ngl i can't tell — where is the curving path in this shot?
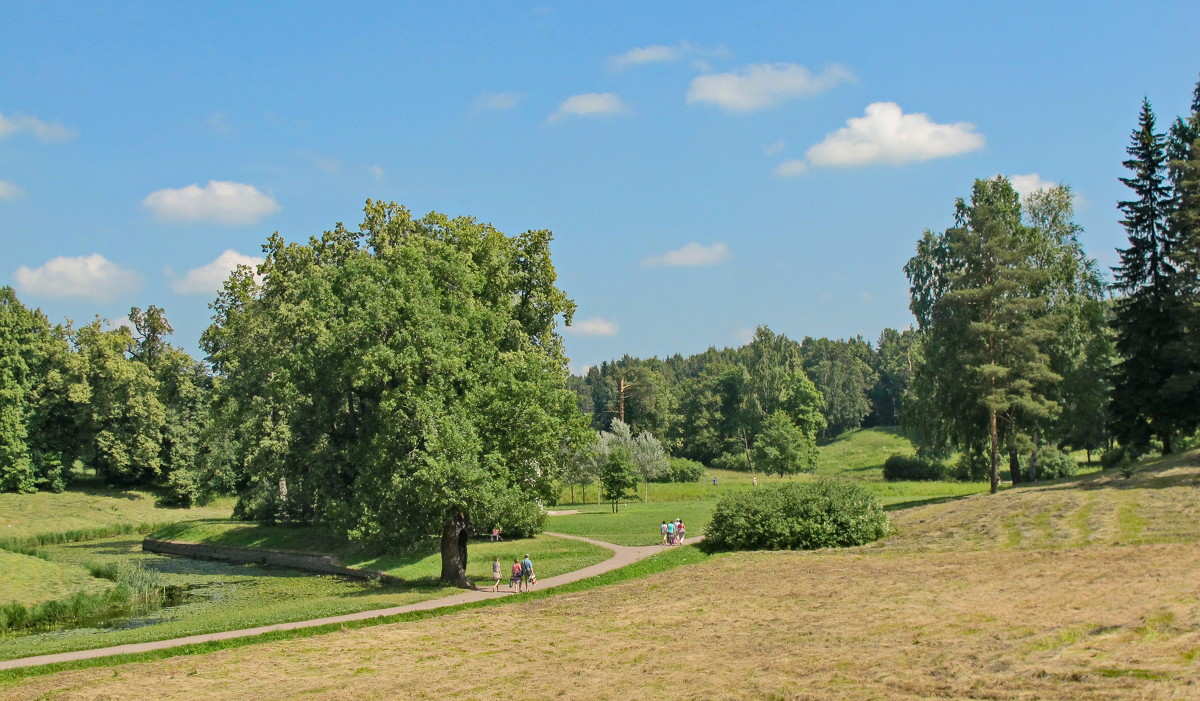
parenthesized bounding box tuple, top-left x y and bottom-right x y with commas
(0, 532, 677, 671)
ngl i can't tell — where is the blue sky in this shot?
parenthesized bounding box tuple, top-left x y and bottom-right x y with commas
(3, 1, 1199, 372)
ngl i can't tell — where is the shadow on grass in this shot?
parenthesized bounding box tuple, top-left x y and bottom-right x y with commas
(883, 493, 977, 512)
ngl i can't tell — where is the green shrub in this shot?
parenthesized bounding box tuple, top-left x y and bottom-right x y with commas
(710, 452, 752, 472)
(1029, 449, 1078, 481)
(951, 449, 991, 482)
(650, 457, 706, 483)
(703, 479, 890, 551)
(882, 454, 946, 481)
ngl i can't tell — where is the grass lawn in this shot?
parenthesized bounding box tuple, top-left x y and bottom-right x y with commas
(10, 450, 1198, 699)
(0, 480, 234, 547)
(0, 551, 108, 608)
(547, 501, 714, 546)
(152, 520, 612, 582)
(0, 523, 613, 663)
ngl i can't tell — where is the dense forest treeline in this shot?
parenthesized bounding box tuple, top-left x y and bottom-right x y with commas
(1, 76, 1198, 582)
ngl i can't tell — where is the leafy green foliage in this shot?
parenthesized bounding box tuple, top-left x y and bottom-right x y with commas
(882, 454, 947, 482)
(750, 410, 817, 477)
(1029, 449, 1078, 481)
(703, 479, 890, 551)
(654, 457, 705, 483)
(203, 202, 587, 585)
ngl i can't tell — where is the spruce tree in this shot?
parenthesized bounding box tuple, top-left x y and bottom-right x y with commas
(1110, 99, 1190, 454)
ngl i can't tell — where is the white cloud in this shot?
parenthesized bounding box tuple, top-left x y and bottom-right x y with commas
(0, 180, 25, 200)
(142, 180, 280, 225)
(773, 159, 808, 177)
(473, 91, 524, 111)
(642, 242, 731, 267)
(0, 111, 76, 141)
(1009, 173, 1057, 198)
(369, 164, 385, 180)
(171, 249, 263, 296)
(608, 42, 731, 71)
(801, 102, 985, 169)
(608, 44, 681, 70)
(733, 327, 755, 345)
(549, 93, 631, 123)
(687, 63, 854, 112)
(762, 140, 786, 156)
(14, 254, 141, 301)
(566, 317, 619, 336)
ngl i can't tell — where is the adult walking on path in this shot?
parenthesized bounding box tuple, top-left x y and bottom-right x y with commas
(0, 532, 676, 672)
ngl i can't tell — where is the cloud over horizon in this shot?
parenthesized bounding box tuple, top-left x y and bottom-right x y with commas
(142, 180, 280, 225)
(777, 102, 985, 175)
(607, 41, 730, 71)
(642, 242, 731, 267)
(549, 93, 631, 122)
(566, 317, 619, 336)
(0, 111, 76, 141)
(15, 253, 141, 301)
(171, 249, 264, 295)
(687, 63, 854, 112)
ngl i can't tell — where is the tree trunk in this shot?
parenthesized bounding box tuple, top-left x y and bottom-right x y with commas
(440, 512, 476, 589)
(1086, 448, 1092, 465)
(989, 410, 1000, 495)
(1160, 431, 1173, 455)
(740, 428, 755, 472)
(1008, 447, 1022, 485)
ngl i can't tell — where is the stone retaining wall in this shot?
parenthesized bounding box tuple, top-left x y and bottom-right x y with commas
(142, 538, 404, 585)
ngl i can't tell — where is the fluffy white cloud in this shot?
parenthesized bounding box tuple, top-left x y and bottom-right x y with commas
(608, 44, 681, 70)
(801, 102, 985, 169)
(171, 249, 263, 295)
(142, 180, 280, 225)
(566, 317, 619, 336)
(549, 93, 631, 122)
(14, 253, 140, 301)
(0, 180, 25, 200)
(687, 63, 853, 112)
(1009, 173, 1058, 198)
(473, 91, 524, 111)
(642, 242, 731, 267)
(0, 111, 76, 141)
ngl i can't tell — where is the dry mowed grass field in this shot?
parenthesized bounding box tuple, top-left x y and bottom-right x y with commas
(4, 451, 1199, 700)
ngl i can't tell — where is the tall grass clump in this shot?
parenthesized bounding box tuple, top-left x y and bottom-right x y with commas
(0, 521, 179, 552)
(0, 562, 172, 633)
(703, 479, 890, 551)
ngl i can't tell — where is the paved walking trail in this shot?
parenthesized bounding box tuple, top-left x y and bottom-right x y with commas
(0, 532, 673, 671)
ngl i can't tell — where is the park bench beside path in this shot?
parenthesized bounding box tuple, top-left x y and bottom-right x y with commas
(0, 532, 679, 671)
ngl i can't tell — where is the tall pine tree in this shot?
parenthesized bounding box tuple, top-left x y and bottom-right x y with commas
(1110, 99, 1192, 454)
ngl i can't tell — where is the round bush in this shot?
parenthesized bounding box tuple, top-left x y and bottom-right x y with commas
(1029, 449, 1078, 480)
(703, 479, 890, 551)
(650, 457, 706, 483)
(882, 454, 946, 481)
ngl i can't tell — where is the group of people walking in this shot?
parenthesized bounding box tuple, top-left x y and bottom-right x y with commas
(661, 518, 687, 545)
(492, 554, 536, 592)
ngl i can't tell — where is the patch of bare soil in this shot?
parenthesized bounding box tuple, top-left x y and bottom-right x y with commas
(4, 452, 1199, 700)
